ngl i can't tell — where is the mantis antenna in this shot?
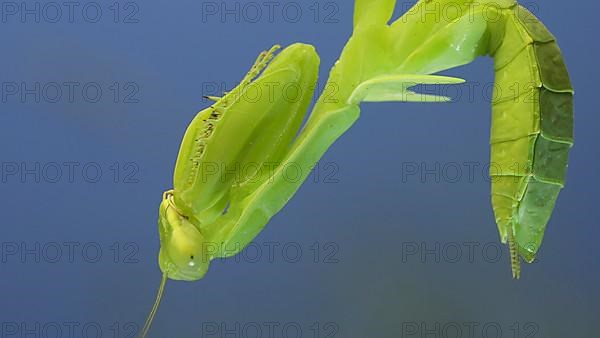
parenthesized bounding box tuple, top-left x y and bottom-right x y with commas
(139, 272, 168, 338)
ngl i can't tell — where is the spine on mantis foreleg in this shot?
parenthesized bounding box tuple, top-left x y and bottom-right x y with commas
(488, 5, 573, 277)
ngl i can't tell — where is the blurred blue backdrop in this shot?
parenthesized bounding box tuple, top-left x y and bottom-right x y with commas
(0, 0, 597, 337)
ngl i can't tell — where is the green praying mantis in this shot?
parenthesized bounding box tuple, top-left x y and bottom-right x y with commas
(140, 0, 573, 336)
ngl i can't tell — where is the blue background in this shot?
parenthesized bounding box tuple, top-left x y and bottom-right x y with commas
(0, 1, 597, 337)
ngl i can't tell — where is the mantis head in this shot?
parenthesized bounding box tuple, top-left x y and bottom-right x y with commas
(158, 192, 209, 281)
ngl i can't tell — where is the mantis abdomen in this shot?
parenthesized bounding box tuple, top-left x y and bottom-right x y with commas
(489, 6, 573, 276)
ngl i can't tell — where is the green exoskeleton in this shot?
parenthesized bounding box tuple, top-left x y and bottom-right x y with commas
(141, 0, 572, 335)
